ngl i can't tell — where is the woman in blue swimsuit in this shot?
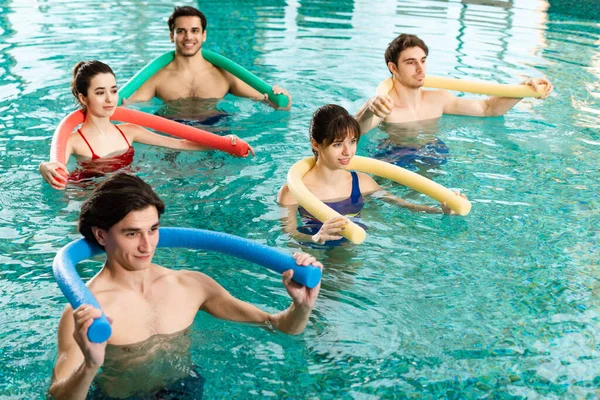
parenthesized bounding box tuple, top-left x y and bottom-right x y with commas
(39, 61, 253, 190)
(278, 104, 465, 245)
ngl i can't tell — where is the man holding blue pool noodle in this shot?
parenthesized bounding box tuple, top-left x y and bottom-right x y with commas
(48, 173, 322, 399)
(124, 6, 292, 110)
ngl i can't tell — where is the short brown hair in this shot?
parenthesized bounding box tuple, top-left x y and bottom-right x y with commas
(384, 34, 429, 73)
(78, 173, 165, 248)
(168, 6, 207, 33)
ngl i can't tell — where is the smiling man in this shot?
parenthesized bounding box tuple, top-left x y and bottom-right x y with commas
(126, 6, 292, 110)
(355, 33, 554, 132)
(48, 173, 321, 399)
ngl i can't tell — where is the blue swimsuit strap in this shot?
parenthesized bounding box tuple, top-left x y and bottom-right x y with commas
(350, 171, 361, 203)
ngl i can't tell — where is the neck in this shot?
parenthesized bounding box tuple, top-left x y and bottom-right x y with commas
(102, 259, 154, 294)
(82, 113, 113, 132)
(391, 78, 423, 109)
(173, 50, 209, 69)
(311, 158, 349, 185)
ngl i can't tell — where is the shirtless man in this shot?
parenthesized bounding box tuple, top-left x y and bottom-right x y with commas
(48, 173, 322, 399)
(126, 6, 292, 110)
(355, 34, 554, 133)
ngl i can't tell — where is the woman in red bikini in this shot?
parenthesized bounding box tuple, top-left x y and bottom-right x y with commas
(39, 61, 253, 190)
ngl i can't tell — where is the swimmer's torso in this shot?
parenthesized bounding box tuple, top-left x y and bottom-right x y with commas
(383, 89, 447, 125)
(94, 327, 195, 398)
(89, 265, 203, 345)
(155, 62, 230, 101)
(156, 97, 225, 122)
(380, 117, 440, 146)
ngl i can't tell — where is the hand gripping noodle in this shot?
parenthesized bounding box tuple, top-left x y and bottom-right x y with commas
(50, 107, 249, 165)
(53, 227, 323, 343)
(376, 76, 547, 98)
(118, 50, 290, 109)
(287, 156, 471, 244)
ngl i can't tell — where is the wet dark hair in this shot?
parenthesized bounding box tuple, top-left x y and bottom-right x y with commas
(78, 173, 165, 248)
(310, 104, 361, 158)
(384, 34, 429, 74)
(71, 61, 115, 108)
(168, 6, 207, 33)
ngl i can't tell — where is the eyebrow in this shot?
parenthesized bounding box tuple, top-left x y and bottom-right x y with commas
(402, 56, 427, 62)
(93, 85, 118, 90)
(120, 223, 160, 233)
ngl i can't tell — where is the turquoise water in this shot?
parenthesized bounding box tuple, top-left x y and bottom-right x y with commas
(1, 0, 600, 398)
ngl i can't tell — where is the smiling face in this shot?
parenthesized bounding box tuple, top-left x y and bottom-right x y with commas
(93, 206, 160, 271)
(313, 131, 358, 170)
(170, 16, 206, 57)
(78, 73, 117, 117)
(389, 46, 427, 89)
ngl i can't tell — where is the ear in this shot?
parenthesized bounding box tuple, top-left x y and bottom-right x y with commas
(202, 30, 207, 43)
(387, 61, 398, 76)
(310, 138, 320, 154)
(170, 31, 174, 43)
(91, 227, 108, 246)
(78, 93, 88, 107)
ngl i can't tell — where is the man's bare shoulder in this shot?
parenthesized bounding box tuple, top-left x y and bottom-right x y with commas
(422, 88, 455, 104)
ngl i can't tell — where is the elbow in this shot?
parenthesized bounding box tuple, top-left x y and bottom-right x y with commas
(48, 383, 63, 400)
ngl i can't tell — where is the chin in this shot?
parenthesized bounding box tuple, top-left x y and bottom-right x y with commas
(179, 47, 200, 57)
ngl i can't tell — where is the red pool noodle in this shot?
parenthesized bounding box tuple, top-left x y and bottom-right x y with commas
(50, 107, 249, 165)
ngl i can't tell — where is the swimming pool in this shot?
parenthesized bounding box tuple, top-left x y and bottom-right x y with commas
(1, 0, 600, 397)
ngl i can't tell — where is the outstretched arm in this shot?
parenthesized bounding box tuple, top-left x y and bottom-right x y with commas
(123, 124, 255, 157)
(197, 253, 322, 335)
(226, 72, 292, 110)
(372, 189, 467, 215)
(442, 78, 554, 117)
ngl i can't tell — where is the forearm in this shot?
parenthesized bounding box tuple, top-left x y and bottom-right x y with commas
(283, 224, 316, 243)
(178, 139, 210, 152)
(269, 303, 312, 335)
(484, 96, 521, 116)
(48, 363, 98, 400)
(376, 192, 442, 214)
(354, 99, 382, 134)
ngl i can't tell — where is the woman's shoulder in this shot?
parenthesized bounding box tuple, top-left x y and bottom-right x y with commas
(355, 171, 380, 192)
(277, 184, 298, 206)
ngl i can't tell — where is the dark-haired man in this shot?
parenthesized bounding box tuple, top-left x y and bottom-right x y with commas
(48, 173, 321, 399)
(355, 33, 554, 133)
(126, 6, 292, 110)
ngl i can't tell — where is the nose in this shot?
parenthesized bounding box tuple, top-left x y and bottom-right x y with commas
(342, 143, 350, 155)
(138, 233, 151, 253)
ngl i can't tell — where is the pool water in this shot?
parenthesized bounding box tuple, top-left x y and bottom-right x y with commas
(2, 0, 600, 398)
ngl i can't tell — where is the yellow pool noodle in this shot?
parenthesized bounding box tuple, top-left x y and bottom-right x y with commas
(286, 156, 472, 244)
(376, 76, 546, 98)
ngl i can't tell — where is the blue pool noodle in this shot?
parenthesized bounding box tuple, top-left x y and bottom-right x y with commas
(53, 227, 322, 343)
